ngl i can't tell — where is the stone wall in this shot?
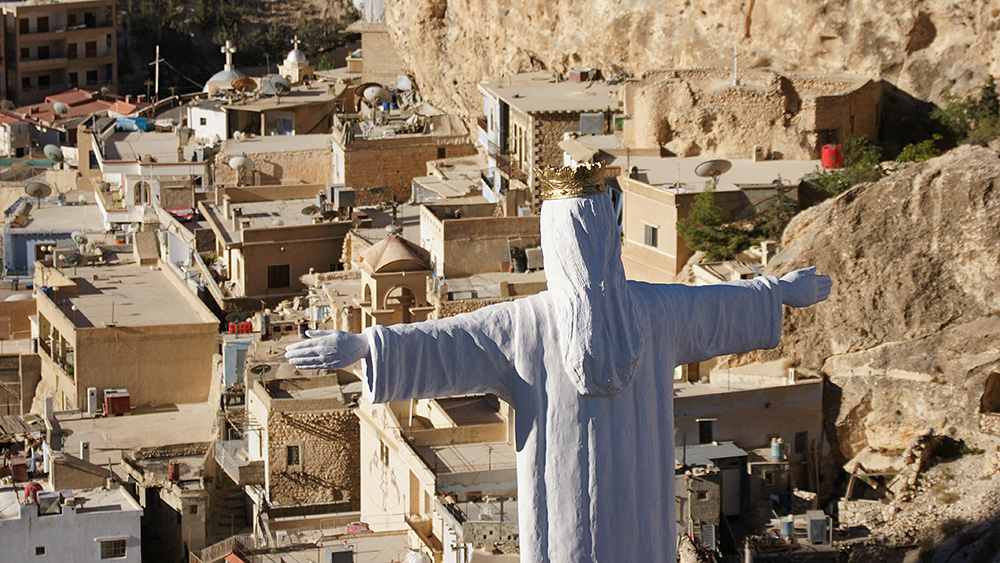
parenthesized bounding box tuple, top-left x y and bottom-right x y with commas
(266, 409, 360, 509)
(213, 149, 332, 187)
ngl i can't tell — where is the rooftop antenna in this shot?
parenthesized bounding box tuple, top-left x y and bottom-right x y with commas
(694, 159, 733, 191)
(370, 186, 388, 209)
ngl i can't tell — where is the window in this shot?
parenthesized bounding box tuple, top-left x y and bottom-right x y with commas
(643, 224, 658, 248)
(69, 72, 78, 87)
(37, 17, 49, 33)
(19, 18, 28, 34)
(22, 77, 30, 90)
(696, 490, 708, 501)
(86, 70, 98, 85)
(38, 75, 49, 88)
(199, 117, 207, 126)
(267, 264, 290, 289)
(20, 47, 29, 60)
(85, 41, 97, 58)
(68, 13, 77, 26)
(188, 504, 198, 515)
(100, 539, 126, 559)
(379, 440, 390, 465)
(697, 419, 715, 444)
(68, 43, 77, 59)
(35, 546, 45, 556)
(37, 45, 49, 59)
(795, 432, 808, 454)
(286, 445, 300, 466)
(437, 147, 446, 159)
(763, 471, 775, 486)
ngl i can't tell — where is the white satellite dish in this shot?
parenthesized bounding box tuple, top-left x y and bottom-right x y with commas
(694, 159, 733, 179)
(71, 231, 89, 245)
(362, 85, 387, 104)
(229, 156, 254, 171)
(53, 102, 69, 115)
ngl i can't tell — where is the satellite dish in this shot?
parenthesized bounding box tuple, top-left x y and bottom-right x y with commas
(271, 218, 284, 226)
(0, 99, 14, 110)
(301, 205, 320, 216)
(321, 209, 338, 221)
(229, 156, 253, 170)
(232, 130, 246, 140)
(53, 102, 69, 115)
(100, 86, 111, 96)
(61, 252, 87, 267)
(43, 144, 64, 162)
(231, 76, 257, 93)
(370, 186, 388, 195)
(25, 182, 52, 198)
(248, 364, 272, 375)
(260, 75, 291, 96)
(71, 231, 88, 245)
(362, 85, 387, 104)
(694, 159, 733, 179)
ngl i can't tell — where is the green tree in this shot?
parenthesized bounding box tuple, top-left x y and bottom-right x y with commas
(316, 55, 336, 71)
(677, 190, 754, 261)
(898, 134, 943, 163)
(811, 136, 885, 196)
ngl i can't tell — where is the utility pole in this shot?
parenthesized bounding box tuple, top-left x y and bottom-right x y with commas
(149, 45, 165, 101)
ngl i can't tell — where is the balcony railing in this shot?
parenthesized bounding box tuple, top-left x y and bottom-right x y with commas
(215, 439, 265, 485)
(486, 141, 527, 182)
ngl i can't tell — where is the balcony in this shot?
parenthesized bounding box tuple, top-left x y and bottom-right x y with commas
(486, 141, 527, 182)
(215, 439, 265, 486)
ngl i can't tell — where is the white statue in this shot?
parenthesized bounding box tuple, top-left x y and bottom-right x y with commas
(286, 165, 831, 561)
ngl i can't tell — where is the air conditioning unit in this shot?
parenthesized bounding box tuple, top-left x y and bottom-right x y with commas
(37, 491, 62, 515)
(333, 187, 355, 209)
(525, 247, 544, 270)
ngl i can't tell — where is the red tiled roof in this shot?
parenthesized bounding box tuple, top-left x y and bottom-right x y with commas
(45, 88, 96, 106)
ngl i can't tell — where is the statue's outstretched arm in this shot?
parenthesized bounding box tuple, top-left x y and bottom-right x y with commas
(631, 267, 831, 366)
(285, 301, 520, 403)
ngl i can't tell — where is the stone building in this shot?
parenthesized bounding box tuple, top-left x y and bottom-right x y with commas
(331, 111, 476, 206)
(623, 69, 881, 160)
(478, 72, 622, 209)
(213, 135, 333, 187)
(243, 372, 362, 534)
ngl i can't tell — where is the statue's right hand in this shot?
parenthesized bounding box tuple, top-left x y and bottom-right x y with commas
(284, 330, 370, 370)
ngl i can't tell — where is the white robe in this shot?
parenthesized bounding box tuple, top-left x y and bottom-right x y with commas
(361, 193, 783, 562)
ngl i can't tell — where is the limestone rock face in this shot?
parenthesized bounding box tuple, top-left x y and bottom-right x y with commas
(385, 0, 1000, 117)
(724, 145, 1000, 460)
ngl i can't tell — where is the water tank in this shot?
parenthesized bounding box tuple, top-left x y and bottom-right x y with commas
(770, 437, 784, 461)
(779, 515, 795, 539)
(821, 144, 844, 169)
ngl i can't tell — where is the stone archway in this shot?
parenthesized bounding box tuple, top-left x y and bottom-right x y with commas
(385, 286, 416, 324)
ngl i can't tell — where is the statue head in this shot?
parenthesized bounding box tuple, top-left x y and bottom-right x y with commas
(538, 165, 644, 396)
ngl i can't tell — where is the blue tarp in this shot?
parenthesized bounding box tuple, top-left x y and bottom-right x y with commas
(115, 117, 149, 132)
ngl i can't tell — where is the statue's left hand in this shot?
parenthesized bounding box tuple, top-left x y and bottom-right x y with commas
(778, 266, 832, 308)
(284, 329, 370, 370)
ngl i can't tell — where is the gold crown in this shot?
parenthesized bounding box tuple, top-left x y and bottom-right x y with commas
(536, 163, 609, 200)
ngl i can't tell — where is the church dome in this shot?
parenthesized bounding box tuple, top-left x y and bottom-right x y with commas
(203, 68, 246, 93)
(285, 49, 308, 66)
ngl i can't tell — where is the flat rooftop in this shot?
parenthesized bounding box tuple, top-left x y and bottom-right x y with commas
(241, 531, 412, 563)
(206, 198, 349, 243)
(417, 440, 516, 476)
(59, 262, 215, 328)
(0, 484, 140, 521)
(58, 400, 216, 471)
(262, 372, 363, 404)
(12, 202, 104, 232)
(441, 270, 547, 300)
(610, 152, 820, 192)
(102, 130, 201, 163)
(219, 134, 331, 156)
(223, 86, 340, 112)
(479, 72, 621, 114)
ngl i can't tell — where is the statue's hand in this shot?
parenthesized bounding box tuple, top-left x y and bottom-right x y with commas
(284, 330, 370, 370)
(778, 266, 832, 308)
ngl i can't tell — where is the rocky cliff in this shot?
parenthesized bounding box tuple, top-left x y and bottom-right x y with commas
(384, 0, 999, 118)
(722, 145, 1000, 463)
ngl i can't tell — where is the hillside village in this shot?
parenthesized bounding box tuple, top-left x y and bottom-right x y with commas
(0, 1, 998, 563)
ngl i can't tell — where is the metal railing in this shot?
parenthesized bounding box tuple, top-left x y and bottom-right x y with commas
(486, 141, 527, 182)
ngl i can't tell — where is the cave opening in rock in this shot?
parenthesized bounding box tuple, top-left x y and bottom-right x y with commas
(980, 372, 1000, 413)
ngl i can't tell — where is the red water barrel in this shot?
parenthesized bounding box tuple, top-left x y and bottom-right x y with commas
(167, 460, 180, 482)
(821, 144, 844, 169)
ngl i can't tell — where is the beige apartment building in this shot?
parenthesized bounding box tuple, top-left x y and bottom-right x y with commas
(32, 256, 219, 410)
(1, 0, 116, 105)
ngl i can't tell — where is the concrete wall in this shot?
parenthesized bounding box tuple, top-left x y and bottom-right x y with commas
(420, 205, 540, 278)
(0, 298, 36, 338)
(0, 488, 141, 563)
(674, 380, 823, 461)
(237, 221, 351, 298)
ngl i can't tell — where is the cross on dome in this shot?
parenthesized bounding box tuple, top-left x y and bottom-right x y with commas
(222, 40, 237, 70)
(292, 35, 301, 51)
